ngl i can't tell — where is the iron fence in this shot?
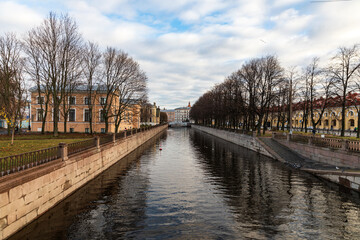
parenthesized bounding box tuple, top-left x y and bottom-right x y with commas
(116, 131, 125, 140)
(68, 139, 96, 156)
(100, 134, 113, 145)
(0, 146, 59, 177)
(0, 123, 167, 177)
(290, 134, 308, 144)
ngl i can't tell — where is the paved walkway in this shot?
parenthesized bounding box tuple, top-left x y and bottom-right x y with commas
(260, 138, 348, 171)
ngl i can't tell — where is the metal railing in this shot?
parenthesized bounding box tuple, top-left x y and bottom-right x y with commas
(290, 134, 309, 144)
(273, 132, 360, 153)
(0, 124, 167, 178)
(0, 146, 59, 177)
(68, 139, 96, 156)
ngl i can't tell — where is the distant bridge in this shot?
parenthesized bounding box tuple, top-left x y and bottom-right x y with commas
(168, 122, 192, 127)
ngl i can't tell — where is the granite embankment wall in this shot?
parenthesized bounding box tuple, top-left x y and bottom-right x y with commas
(192, 125, 273, 158)
(275, 138, 360, 192)
(276, 138, 360, 168)
(0, 125, 167, 240)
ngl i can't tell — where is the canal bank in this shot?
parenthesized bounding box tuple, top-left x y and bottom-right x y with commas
(192, 125, 360, 193)
(9, 128, 360, 239)
(0, 124, 168, 240)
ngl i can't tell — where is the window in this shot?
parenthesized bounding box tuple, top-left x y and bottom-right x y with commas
(70, 128, 74, 133)
(100, 97, 106, 105)
(350, 111, 354, 116)
(350, 119, 355, 127)
(332, 120, 337, 127)
(100, 110, 105, 122)
(37, 97, 44, 104)
(69, 96, 76, 105)
(85, 128, 90, 133)
(69, 109, 75, 122)
(84, 97, 91, 105)
(84, 109, 91, 122)
(325, 113, 328, 117)
(36, 109, 43, 121)
(101, 128, 105, 133)
(325, 120, 329, 126)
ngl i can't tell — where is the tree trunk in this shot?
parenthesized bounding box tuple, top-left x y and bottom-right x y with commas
(11, 127, 14, 145)
(341, 100, 346, 137)
(63, 119, 67, 133)
(105, 118, 109, 133)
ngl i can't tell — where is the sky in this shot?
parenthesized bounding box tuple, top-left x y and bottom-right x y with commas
(0, 0, 360, 109)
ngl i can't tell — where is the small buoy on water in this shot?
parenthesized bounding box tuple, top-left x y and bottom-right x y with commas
(159, 148, 162, 151)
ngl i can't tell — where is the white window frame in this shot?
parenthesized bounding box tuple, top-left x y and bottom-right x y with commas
(99, 109, 105, 122)
(84, 96, 91, 105)
(84, 108, 90, 122)
(68, 96, 76, 105)
(68, 108, 76, 122)
(36, 108, 43, 122)
(100, 97, 106, 105)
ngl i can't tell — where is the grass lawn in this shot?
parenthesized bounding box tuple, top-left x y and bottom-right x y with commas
(0, 139, 89, 158)
(0, 132, 94, 141)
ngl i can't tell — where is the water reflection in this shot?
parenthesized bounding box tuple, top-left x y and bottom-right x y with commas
(190, 130, 360, 239)
(10, 128, 360, 240)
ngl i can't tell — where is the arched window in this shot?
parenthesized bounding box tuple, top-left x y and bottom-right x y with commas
(349, 119, 355, 127)
(350, 111, 354, 116)
(332, 120, 337, 127)
(325, 120, 329, 126)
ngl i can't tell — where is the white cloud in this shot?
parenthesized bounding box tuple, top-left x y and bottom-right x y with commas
(0, 1, 42, 34)
(1, 0, 360, 109)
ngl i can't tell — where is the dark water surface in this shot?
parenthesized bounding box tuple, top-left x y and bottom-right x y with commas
(10, 128, 360, 239)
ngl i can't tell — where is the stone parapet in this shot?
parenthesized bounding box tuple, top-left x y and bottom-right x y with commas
(0, 124, 168, 240)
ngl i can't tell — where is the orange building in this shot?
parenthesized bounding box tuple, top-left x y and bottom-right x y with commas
(30, 86, 140, 133)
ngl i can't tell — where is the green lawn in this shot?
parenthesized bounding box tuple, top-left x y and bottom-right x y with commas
(0, 132, 93, 141)
(0, 138, 88, 158)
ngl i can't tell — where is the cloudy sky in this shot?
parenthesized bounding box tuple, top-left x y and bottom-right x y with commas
(0, 0, 359, 109)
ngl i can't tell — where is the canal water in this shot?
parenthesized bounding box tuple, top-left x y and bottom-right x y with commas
(10, 128, 360, 239)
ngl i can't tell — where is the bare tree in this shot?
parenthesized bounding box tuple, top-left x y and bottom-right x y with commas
(305, 58, 334, 132)
(0, 33, 26, 144)
(114, 58, 148, 132)
(329, 44, 360, 136)
(24, 30, 51, 134)
(25, 12, 83, 136)
(82, 41, 101, 134)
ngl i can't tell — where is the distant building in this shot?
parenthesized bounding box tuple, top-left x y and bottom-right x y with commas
(175, 102, 191, 122)
(29, 85, 140, 133)
(161, 109, 175, 122)
(140, 102, 160, 126)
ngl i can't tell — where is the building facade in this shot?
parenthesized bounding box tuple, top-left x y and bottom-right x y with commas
(267, 94, 360, 131)
(30, 86, 140, 133)
(161, 109, 175, 122)
(175, 102, 191, 122)
(140, 102, 160, 126)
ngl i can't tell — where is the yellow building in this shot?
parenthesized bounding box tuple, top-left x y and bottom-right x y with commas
(30, 86, 140, 133)
(268, 95, 359, 131)
(140, 102, 160, 126)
